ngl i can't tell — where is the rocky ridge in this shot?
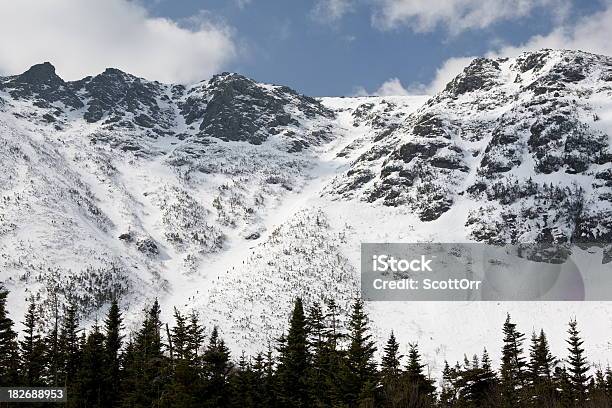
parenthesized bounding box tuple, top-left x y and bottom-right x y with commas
(329, 49, 612, 247)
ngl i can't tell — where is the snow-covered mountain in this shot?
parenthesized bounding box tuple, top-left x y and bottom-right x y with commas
(0, 61, 336, 312)
(330, 50, 612, 245)
(1, 49, 611, 373)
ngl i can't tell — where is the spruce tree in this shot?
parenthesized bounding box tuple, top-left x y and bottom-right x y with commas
(250, 352, 268, 407)
(202, 326, 232, 408)
(276, 298, 311, 407)
(230, 352, 256, 408)
(262, 345, 278, 408)
(463, 349, 498, 407)
(528, 329, 556, 406)
(438, 361, 456, 407)
(324, 299, 344, 351)
(344, 298, 377, 407)
(500, 313, 526, 406)
(553, 366, 574, 407)
(119, 337, 136, 405)
(44, 296, 61, 387)
(20, 301, 45, 386)
(77, 323, 106, 407)
(59, 304, 81, 386)
(381, 331, 402, 380)
(477, 349, 498, 404)
(121, 300, 168, 408)
(321, 299, 346, 406)
(103, 298, 123, 407)
(605, 367, 612, 402)
(172, 308, 189, 360)
(163, 307, 199, 408)
(590, 368, 610, 407)
(306, 302, 328, 406)
(403, 343, 436, 404)
(566, 318, 590, 402)
(186, 311, 205, 360)
(379, 331, 404, 407)
(0, 284, 20, 386)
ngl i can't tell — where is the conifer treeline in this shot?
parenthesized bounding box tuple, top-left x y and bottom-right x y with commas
(1, 283, 612, 407)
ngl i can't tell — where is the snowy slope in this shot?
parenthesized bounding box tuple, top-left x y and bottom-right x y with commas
(0, 62, 337, 320)
(1, 50, 611, 375)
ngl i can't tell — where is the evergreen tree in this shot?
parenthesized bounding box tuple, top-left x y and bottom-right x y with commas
(321, 299, 347, 407)
(438, 361, 456, 407)
(438, 351, 497, 408)
(307, 302, 330, 407)
(171, 308, 189, 360)
(463, 349, 498, 407)
(566, 318, 590, 402)
(250, 352, 269, 407)
(527, 329, 556, 406)
(381, 331, 402, 380)
(403, 343, 436, 405)
(163, 307, 199, 408)
(276, 298, 311, 407)
(499, 313, 526, 406)
(605, 367, 612, 403)
(185, 310, 207, 405)
(261, 345, 278, 408)
(475, 349, 498, 405)
(19, 301, 45, 386)
(553, 366, 574, 407)
(59, 304, 81, 386)
(77, 323, 106, 407)
(406, 343, 429, 384)
(43, 294, 61, 386)
(121, 300, 168, 408)
(589, 368, 611, 407)
(0, 284, 20, 386)
(202, 326, 232, 408)
(344, 298, 377, 407)
(307, 303, 325, 352)
(186, 311, 205, 360)
(324, 299, 344, 351)
(103, 298, 123, 407)
(119, 337, 136, 405)
(379, 331, 404, 406)
(230, 352, 257, 408)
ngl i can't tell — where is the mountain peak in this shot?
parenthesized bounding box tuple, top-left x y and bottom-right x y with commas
(17, 61, 61, 85)
(0, 61, 84, 109)
(99, 67, 136, 81)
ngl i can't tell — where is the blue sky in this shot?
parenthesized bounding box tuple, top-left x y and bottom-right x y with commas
(1, 0, 611, 96)
(140, 0, 607, 95)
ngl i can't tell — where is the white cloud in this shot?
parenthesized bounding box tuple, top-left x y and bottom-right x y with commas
(313, 0, 567, 30)
(491, 4, 612, 57)
(351, 86, 369, 97)
(353, 77, 412, 96)
(422, 3, 612, 94)
(0, 0, 236, 83)
(374, 77, 411, 96)
(312, 0, 354, 23)
(235, 0, 252, 9)
(422, 56, 476, 94)
(354, 59, 477, 97)
(371, 0, 566, 33)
